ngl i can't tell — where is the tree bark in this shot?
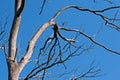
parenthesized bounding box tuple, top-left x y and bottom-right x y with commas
(8, 61, 20, 80)
(7, 1, 55, 80)
(7, 0, 25, 80)
(7, 59, 28, 80)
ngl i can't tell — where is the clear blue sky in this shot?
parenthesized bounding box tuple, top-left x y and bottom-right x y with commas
(0, 0, 120, 80)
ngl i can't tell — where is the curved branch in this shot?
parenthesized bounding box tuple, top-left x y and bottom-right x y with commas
(50, 5, 120, 31)
(59, 27, 120, 55)
(51, 5, 120, 21)
(20, 21, 56, 66)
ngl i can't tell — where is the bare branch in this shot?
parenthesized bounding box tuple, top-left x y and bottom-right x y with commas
(15, 0, 25, 16)
(0, 15, 9, 58)
(50, 5, 120, 31)
(104, 0, 113, 4)
(20, 21, 56, 68)
(59, 27, 120, 55)
(0, 15, 8, 40)
(112, 10, 119, 23)
(39, 0, 47, 14)
(8, 0, 25, 61)
(24, 20, 120, 79)
(70, 60, 102, 80)
(0, 43, 8, 58)
(4, 1, 120, 80)
(51, 5, 120, 20)
(24, 26, 83, 80)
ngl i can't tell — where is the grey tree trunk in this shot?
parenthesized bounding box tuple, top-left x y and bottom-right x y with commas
(7, 59, 27, 80)
(8, 62, 20, 80)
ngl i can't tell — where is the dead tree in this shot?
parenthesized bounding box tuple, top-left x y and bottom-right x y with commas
(0, 0, 120, 80)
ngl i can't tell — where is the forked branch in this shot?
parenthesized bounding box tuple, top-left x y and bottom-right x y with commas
(22, 5, 120, 79)
(20, 21, 56, 65)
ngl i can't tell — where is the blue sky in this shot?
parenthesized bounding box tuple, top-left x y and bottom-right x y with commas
(0, 0, 120, 80)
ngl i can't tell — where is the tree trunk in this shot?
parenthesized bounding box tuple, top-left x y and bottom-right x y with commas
(7, 61, 21, 80)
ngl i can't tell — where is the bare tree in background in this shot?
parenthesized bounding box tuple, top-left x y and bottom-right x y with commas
(0, 0, 120, 80)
